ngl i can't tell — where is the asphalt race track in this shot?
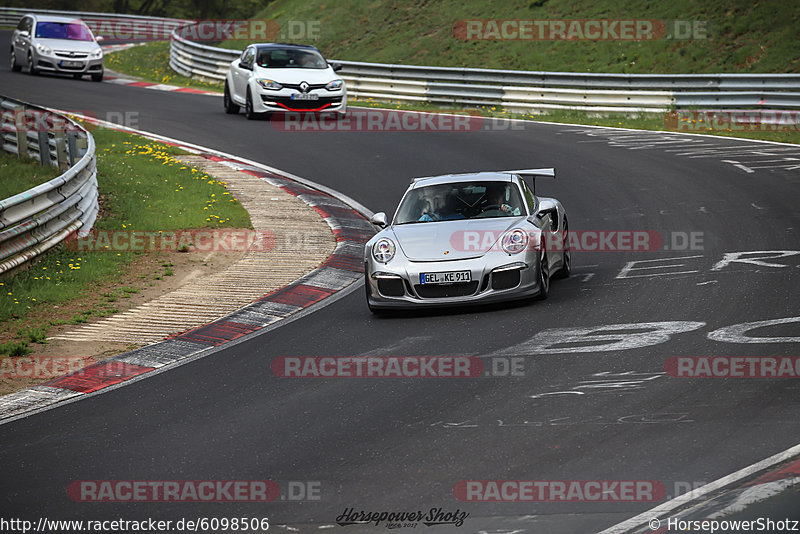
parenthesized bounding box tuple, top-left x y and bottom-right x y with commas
(1, 30, 799, 533)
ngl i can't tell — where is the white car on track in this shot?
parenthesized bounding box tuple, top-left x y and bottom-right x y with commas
(224, 43, 347, 119)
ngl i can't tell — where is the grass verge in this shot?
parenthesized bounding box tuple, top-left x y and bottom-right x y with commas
(0, 152, 62, 199)
(105, 41, 223, 92)
(220, 0, 799, 74)
(0, 125, 251, 355)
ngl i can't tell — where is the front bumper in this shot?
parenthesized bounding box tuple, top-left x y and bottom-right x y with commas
(365, 254, 543, 309)
(254, 87, 347, 113)
(33, 51, 103, 75)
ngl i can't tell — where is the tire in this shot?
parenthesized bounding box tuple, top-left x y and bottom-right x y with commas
(553, 218, 571, 279)
(91, 71, 103, 82)
(27, 51, 38, 75)
(224, 82, 239, 114)
(535, 247, 550, 300)
(10, 48, 21, 72)
(245, 90, 266, 120)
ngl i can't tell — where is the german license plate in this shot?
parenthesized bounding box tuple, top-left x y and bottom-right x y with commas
(291, 93, 319, 100)
(419, 271, 471, 285)
(59, 60, 82, 68)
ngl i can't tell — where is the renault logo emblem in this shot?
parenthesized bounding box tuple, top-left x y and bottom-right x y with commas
(299, 81, 309, 93)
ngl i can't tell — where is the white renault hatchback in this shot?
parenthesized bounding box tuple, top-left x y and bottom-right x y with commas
(224, 43, 346, 119)
(10, 14, 104, 81)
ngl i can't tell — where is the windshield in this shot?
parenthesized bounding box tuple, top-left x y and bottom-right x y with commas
(35, 21, 94, 41)
(394, 181, 525, 224)
(256, 48, 327, 69)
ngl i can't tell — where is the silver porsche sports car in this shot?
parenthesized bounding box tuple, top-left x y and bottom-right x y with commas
(364, 169, 570, 312)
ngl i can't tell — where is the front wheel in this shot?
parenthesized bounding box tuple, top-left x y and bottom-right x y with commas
(553, 218, 571, 279)
(27, 52, 38, 75)
(91, 71, 103, 82)
(245, 90, 266, 120)
(535, 248, 549, 300)
(224, 82, 239, 114)
(10, 48, 21, 72)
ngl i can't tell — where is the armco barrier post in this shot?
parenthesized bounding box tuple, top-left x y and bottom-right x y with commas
(13, 105, 28, 159)
(36, 131, 50, 166)
(54, 130, 69, 171)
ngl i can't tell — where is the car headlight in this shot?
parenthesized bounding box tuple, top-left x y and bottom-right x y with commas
(90, 48, 103, 59)
(35, 43, 53, 55)
(372, 238, 396, 263)
(501, 229, 528, 254)
(326, 79, 343, 91)
(256, 79, 282, 90)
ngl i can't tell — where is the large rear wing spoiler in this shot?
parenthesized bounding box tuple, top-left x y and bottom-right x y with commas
(411, 167, 556, 194)
(499, 168, 556, 195)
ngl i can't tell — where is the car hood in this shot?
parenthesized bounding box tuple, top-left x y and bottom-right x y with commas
(252, 66, 337, 84)
(390, 218, 525, 261)
(35, 38, 101, 53)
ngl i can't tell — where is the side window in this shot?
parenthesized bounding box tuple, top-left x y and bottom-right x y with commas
(18, 17, 31, 33)
(241, 47, 255, 67)
(518, 178, 536, 214)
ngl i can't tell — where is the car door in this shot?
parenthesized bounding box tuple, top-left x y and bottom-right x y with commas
(231, 47, 254, 103)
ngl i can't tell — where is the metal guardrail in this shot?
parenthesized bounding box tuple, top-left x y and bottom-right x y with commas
(7, 9, 794, 114)
(0, 96, 98, 275)
(168, 22, 800, 114)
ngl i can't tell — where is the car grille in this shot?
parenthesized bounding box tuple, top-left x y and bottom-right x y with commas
(55, 51, 88, 58)
(281, 83, 327, 90)
(491, 269, 521, 290)
(262, 95, 342, 110)
(414, 282, 479, 298)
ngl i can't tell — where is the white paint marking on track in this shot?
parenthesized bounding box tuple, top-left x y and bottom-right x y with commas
(599, 442, 800, 534)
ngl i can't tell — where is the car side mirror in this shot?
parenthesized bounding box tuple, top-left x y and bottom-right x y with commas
(370, 212, 388, 228)
(19, 30, 30, 38)
(238, 61, 252, 70)
(95, 35, 104, 42)
(330, 62, 342, 72)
